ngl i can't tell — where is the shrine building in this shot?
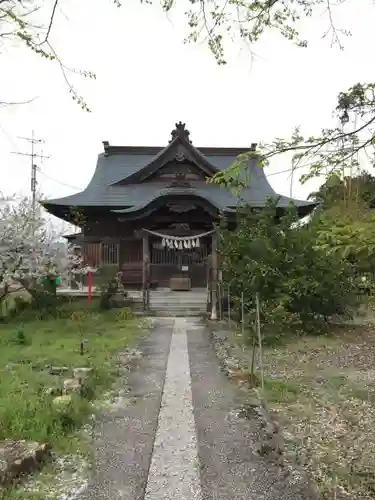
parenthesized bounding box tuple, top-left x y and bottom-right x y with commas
(41, 122, 316, 297)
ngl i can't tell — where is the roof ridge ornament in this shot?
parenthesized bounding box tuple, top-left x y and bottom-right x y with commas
(169, 171, 191, 188)
(170, 122, 192, 144)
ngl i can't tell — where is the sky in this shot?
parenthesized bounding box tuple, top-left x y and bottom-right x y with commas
(0, 0, 374, 233)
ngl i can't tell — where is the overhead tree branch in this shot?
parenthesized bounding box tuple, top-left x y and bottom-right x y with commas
(39, 0, 59, 45)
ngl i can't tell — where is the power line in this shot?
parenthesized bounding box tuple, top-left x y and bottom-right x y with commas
(0, 124, 20, 153)
(266, 164, 306, 177)
(6, 131, 82, 192)
(36, 167, 83, 191)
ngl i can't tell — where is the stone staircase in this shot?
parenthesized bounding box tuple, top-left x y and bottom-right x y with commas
(148, 288, 208, 316)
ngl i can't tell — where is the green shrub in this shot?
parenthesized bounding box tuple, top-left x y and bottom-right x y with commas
(12, 295, 30, 314)
(219, 198, 359, 343)
(13, 328, 29, 346)
(2, 294, 31, 321)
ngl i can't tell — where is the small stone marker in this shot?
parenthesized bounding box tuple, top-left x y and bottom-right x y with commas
(63, 379, 81, 395)
(53, 395, 72, 406)
(73, 367, 92, 382)
(49, 366, 69, 375)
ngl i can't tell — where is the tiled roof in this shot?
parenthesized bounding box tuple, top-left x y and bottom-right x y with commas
(42, 150, 314, 211)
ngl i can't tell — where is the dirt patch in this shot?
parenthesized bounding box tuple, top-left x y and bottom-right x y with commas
(209, 322, 375, 500)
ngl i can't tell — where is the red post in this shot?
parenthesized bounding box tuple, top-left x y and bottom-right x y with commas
(88, 270, 92, 306)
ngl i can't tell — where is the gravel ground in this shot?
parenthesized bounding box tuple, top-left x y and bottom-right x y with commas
(187, 317, 316, 500)
(81, 317, 316, 500)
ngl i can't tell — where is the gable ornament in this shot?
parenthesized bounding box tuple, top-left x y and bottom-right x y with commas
(169, 122, 192, 143)
(175, 152, 186, 162)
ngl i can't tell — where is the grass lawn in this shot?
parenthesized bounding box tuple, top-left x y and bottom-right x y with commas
(226, 324, 375, 500)
(0, 298, 147, 499)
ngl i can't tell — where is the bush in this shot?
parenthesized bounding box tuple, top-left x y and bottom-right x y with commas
(219, 198, 359, 342)
(2, 294, 31, 321)
(3, 293, 79, 322)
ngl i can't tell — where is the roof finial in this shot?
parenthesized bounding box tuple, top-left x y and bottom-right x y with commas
(170, 122, 191, 143)
(103, 141, 110, 156)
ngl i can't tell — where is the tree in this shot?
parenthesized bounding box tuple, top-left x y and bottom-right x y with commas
(2, 0, 357, 68)
(304, 171, 375, 274)
(160, 0, 359, 64)
(309, 171, 375, 209)
(210, 82, 375, 193)
(0, 196, 86, 308)
(219, 198, 358, 341)
(1, 1, 372, 109)
(0, 0, 105, 110)
(2, 2, 374, 189)
(312, 205, 375, 274)
(166, 2, 369, 190)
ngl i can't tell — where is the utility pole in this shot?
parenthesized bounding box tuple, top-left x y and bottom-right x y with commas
(11, 131, 49, 217)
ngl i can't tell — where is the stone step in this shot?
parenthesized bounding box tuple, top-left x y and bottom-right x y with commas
(150, 305, 206, 308)
(150, 300, 206, 307)
(150, 305, 206, 310)
(150, 295, 206, 298)
(150, 300, 205, 304)
(150, 299, 207, 306)
(147, 310, 208, 317)
(150, 310, 206, 313)
(150, 292, 207, 295)
(150, 294, 207, 298)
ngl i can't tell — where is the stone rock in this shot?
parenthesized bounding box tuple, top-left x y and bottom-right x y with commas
(228, 369, 249, 381)
(118, 354, 132, 366)
(63, 379, 81, 395)
(335, 486, 351, 499)
(53, 395, 73, 406)
(73, 367, 92, 382)
(128, 349, 142, 360)
(109, 293, 132, 308)
(0, 440, 50, 485)
(49, 366, 69, 376)
(224, 358, 239, 371)
(314, 374, 325, 384)
(118, 349, 142, 366)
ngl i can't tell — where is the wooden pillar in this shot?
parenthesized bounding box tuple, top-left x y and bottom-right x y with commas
(142, 233, 149, 312)
(210, 231, 218, 321)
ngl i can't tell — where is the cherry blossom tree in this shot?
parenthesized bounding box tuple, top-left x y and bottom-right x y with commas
(0, 196, 88, 305)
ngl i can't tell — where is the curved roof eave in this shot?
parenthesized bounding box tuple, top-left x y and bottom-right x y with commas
(111, 191, 226, 216)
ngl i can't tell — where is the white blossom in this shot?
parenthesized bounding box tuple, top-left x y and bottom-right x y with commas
(0, 197, 90, 296)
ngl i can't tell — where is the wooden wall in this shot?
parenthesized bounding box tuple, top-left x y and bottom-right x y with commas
(80, 207, 214, 288)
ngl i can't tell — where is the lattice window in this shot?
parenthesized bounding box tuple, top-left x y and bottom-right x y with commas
(151, 243, 207, 265)
(101, 242, 119, 265)
(84, 243, 101, 267)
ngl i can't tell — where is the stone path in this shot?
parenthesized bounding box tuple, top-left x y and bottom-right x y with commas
(144, 318, 201, 500)
(82, 317, 315, 500)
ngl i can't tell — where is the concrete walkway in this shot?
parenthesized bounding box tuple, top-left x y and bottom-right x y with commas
(144, 318, 201, 499)
(82, 318, 314, 500)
